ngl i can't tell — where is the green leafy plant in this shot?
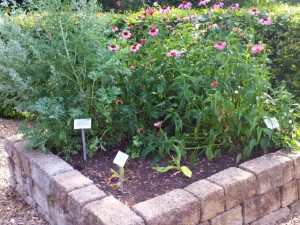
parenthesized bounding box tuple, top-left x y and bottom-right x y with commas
(0, 0, 299, 172)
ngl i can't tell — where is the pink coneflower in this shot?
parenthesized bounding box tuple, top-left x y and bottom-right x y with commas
(141, 38, 146, 45)
(128, 25, 134, 29)
(229, 3, 239, 10)
(178, 1, 192, 10)
(141, 16, 146, 21)
(160, 5, 170, 14)
(198, 0, 210, 6)
(251, 45, 264, 53)
(166, 25, 173, 30)
(232, 27, 241, 33)
(246, 43, 254, 49)
(146, 9, 155, 15)
(122, 30, 131, 39)
(134, 43, 142, 48)
(149, 27, 159, 36)
(154, 121, 163, 127)
(248, 8, 260, 16)
(178, 16, 185, 21)
(211, 81, 219, 87)
(258, 17, 272, 25)
(112, 26, 119, 32)
(214, 42, 226, 50)
(213, 2, 224, 9)
(137, 128, 145, 134)
(130, 43, 142, 53)
(130, 46, 139, 53)
(166, 49, 181, 57)
(108, 44, 119, 51)
(115, 100, 124, 105)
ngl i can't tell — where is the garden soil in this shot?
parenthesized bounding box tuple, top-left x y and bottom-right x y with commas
(0, 118, 299, 224)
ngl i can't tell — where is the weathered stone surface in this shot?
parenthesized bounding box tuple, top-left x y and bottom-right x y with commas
(3, 134, 24, 157)
(3, 139, 14, 158)
(50, 170, 93, 210)
(277, 150, 300, 179)
(6, 156, 17, 188)
(14, 164, 24, 186)
(6, 157, 15, 178)
(25, 196, 37, 207)
(17, 147, 42, 177)
(10, 140, 39, 179)
(12, 144, 23, 175)
(32, 183, 49, 214)
(250, 207, 290, 225)
(207, 167, 256, 210)
(289, 200, 300, 214)
(49, 205, 74, 225)
(68, 184, 106, 222)
(30, 152, 73, 195)
(16, 183, 28, 199)
(184, 179, 225, 221)
(281, 180, 299, 207)
(19, 152, 31, 176)
(38, 207, 56, 225)
(211, 205, 243, 225)
(243, 188, 281, 224)
(82, 196, 145, 225)
(133, 189, 200, 225)
(240, 154, 294, 194)
(198, 222, 209, 225)
(21, 176, 34, 196)
(9, 177, 17, 189)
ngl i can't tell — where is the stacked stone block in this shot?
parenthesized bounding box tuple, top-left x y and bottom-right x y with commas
(4, 135, 300, 225)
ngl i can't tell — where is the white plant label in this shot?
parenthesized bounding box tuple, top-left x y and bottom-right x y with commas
(113, 151, 129, 168)
(74, 118, 92, 130)
(264, 117, 279, 130)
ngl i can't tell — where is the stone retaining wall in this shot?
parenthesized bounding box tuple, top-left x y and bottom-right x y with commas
(4, 134, 300, 225)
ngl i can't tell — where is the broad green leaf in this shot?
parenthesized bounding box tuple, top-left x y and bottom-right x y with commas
(206, 147, 214, 160)
(243, 146, 251, 159)
(154, 166, 177, 173)
(257, 127, 263, 141)
(181, 166, 192, 178)
(263, 128, 273, 139)
(236, 153, 242, 164)
(157, 84, 164, 94)
(260, 137, 269, 153)
(290, 140, 300, 150)
(249, 138, 257, 151)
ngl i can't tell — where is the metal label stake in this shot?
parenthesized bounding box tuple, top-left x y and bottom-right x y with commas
(74, 118, 92, 161)
(113, 151, 129, 194)
(81, 129, 87, 161)
(119, 166, 124, 193)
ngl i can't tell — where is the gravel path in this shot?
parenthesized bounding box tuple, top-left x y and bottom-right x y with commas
(0, 118, 299, 224)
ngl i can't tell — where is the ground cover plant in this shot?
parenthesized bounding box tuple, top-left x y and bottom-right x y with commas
(0, 0, 299, 176)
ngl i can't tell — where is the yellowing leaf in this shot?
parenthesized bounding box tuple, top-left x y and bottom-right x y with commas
(181, 166, 192, 178)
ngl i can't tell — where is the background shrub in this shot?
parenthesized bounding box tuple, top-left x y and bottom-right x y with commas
(261, 5, 300, 100)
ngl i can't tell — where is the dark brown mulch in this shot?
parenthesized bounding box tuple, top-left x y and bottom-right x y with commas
(65, 147, 269, 207)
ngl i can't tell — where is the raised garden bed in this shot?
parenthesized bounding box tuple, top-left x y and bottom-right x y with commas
(4, 134, 300, 225)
